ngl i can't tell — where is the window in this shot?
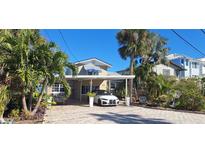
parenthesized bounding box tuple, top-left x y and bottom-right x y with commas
(65, 68, 72, 75)
(60, 84, 64, 92)
(81, 86, 99, 94)
(192, 62, 198, 69)
(87, 70, 98, 75)
(162, 69, 170, 76)
(181, 59, 184, 64)
(186, 59, 189, 66)
(52, 84, 64, 93)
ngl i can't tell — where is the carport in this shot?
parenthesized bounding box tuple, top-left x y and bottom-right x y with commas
(65, 75, 135, 102)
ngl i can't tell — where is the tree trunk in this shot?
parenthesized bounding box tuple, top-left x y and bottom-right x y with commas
(22, 92, 28, 112)
(29, 88, 33, 111)
(129, 56, 135, 104)
(0, 113, 5, 123)
(30, 79, 47, 116)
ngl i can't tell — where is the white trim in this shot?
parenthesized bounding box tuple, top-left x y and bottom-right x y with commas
(125, 79, 128, 97)
(74, 58, 112, 67)
(65, 75, 135, 80)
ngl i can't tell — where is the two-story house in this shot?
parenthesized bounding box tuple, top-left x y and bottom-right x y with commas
(47, 58, 135, 102)
(117, 62, 184, 78)
(167, 54, 205, 78)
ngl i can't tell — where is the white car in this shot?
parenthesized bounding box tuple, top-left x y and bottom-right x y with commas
(94, 90, 119, 106)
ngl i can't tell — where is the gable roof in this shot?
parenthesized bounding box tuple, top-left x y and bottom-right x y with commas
(74, 58, 112, 68)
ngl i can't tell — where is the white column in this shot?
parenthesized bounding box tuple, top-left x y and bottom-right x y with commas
(125, 78, 128, 97)
(80, 80, 82, 102)
(90, 79, 93, 92)
(108, 80, 111, 92)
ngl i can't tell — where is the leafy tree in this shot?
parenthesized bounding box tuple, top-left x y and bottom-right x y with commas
(0, 29, 76, 117)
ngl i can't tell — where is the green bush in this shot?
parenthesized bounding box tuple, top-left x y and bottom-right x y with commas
(86, 92, 96, 97)
(173, 79, 205, 111)
(9, 109, 20, 121)
(41, 101, 56, 109)
(0, 85, 10, 119)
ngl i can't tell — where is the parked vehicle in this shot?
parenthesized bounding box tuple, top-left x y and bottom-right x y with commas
(94, 90, 119, 106)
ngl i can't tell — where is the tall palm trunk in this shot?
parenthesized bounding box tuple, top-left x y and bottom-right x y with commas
(129, 55, 135, 103)
(31, 79, 47, 116)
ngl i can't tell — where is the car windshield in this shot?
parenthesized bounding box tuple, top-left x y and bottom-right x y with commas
(95, 90, 111, 95)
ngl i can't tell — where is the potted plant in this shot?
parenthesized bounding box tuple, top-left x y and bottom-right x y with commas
(87, 92, 96, 107)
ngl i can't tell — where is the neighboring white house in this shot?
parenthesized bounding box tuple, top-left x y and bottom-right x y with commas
(117, 62, 184, 78)
(167, 54, 205, 78)
(152, 64, 175, 76)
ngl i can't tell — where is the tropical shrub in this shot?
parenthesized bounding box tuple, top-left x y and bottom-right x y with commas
(8, 109, 20, 121)
(0, 85, 10, 122)
(41, 94, 56, 108)
(147, 75, 175, 100)
(87, 92, 96, 97)
(173, 79, 205, 111)
(114, 81, 126, 99)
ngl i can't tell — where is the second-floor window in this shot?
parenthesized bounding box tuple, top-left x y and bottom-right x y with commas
(192, 62, 198, 69)
(181, 59, 184, 64)
(87, 70, 98, 75)
(65, 68, 72, 75)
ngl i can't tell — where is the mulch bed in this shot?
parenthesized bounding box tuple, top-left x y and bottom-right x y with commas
(15, 119, 43, 124)
(6, 107, 46, 124)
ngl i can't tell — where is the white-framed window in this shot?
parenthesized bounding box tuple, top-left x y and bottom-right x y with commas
(65, 68, 72, 75)
(52, 83, 64, 93)
(81, 85, 99, 94)
(192, 62, 198, 69)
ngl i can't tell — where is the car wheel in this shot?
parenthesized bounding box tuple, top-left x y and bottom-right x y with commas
(98, 99, 101, 106)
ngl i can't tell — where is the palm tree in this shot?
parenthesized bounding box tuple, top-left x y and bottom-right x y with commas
(116, 29, 148, 101)
(135, 32, 169, 89)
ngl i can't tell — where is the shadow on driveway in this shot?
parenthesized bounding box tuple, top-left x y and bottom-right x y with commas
(90, 112, 172, 124)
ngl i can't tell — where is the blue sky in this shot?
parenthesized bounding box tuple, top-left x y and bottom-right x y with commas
(40, 29, 205, 72)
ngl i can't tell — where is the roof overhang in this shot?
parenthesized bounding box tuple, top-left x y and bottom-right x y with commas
(65, 75, 135, 80)
(74, 58, 112, 68)
(170, 61, 186, 71)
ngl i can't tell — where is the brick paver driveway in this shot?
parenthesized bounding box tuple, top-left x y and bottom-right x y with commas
(44, 104, 205, 124)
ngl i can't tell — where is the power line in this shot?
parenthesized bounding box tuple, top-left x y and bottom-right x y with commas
(200, 29, 205, 36)
(58, 30, 78, 61)
(171, 29, 205, 56)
